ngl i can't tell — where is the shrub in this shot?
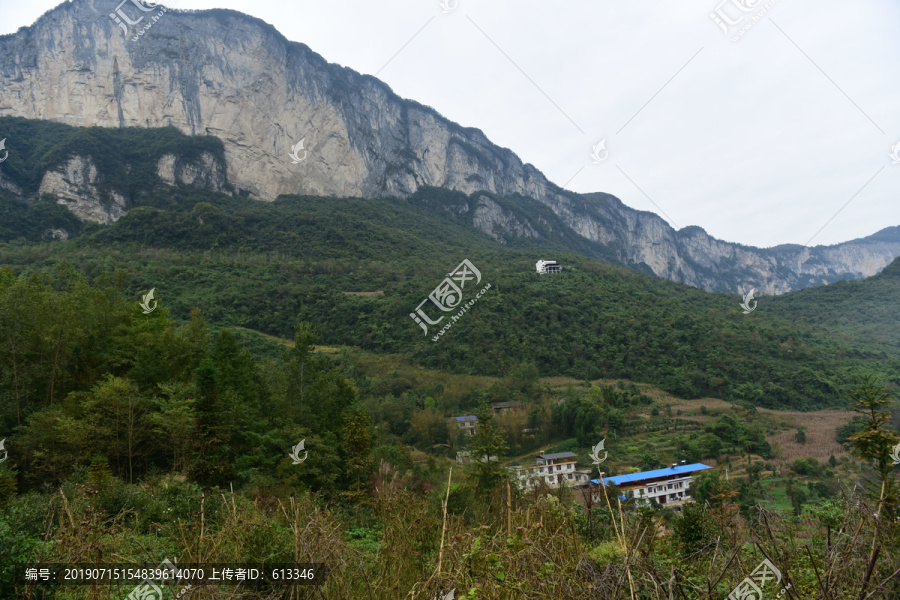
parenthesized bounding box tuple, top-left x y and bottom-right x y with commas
(672, 502, 714, 553)
(550, 438, 579, 453)
(791, 458, 820, 477)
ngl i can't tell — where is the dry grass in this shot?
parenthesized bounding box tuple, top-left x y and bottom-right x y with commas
(665, 397, 734, 414)
(232, 326, 341, 352)
(331, 348, 497, 404)
(761, 408, 854, 464)
(26, 466, 900, 599)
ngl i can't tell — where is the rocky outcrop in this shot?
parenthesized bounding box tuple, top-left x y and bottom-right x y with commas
(0, 1, 574, 205)
(44, 228, 69, 241)
(471, 195, 539, 243)
(574, 194, 900, 294)
(157, 152, 227, 192)
(1, 0, 897, 292)
(38, 156, 126, 224)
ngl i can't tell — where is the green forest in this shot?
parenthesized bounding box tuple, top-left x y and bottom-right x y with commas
(0, 118, 899, 598)
(2, 186, 899, 410)
(0, 267, 898, 598)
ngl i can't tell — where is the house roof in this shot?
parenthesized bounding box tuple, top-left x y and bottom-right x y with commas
(591, 463, 712, 486)
(452, 415, 478, 422)
(538, 451, 578, 460)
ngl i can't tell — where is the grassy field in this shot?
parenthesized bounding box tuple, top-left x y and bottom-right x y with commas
(759, 408, 853, 464)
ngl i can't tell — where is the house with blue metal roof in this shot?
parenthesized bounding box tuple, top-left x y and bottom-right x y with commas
(590, 462, 713, 506)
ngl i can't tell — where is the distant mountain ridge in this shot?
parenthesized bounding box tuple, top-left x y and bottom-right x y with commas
(1, 0, 898, 293)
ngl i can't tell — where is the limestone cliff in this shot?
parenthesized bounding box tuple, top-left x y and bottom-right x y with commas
(1, 0, 897, 293)
(38, 156, 127, 224)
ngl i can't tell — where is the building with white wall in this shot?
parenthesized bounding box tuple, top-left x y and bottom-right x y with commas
(536, 260, 561, 274)
(509, 451, 592, 489)
(450, 415, 478, 436)
(591, 463, 712, 506)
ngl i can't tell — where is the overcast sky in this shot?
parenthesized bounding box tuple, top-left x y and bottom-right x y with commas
(3, 0, 899, 248)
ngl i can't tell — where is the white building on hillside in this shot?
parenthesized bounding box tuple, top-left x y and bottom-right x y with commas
(591, 463, 712, 506)
(509, 451, 591, 489)
(450, 415, 478, 436)
(536, 260, 561, 274)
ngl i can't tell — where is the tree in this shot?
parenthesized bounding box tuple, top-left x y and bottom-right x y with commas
(787, 486, 807, 516)
(288, 322, 318, 413)
(146, 382, 196, 473)
(188, 361, 233, 489)
(410, 408, 449, 450)
(0, 272, 43, 428)
(342, 410, 373, 525)
(847, 375, 899, 522)
(691, 470, 733, 507)
(672, 502, 713, 553)
(89, 376, 148, 483)
(698, 434, 723, 460)
(211, 330, 265, 457)
(466, 407, 509, 494)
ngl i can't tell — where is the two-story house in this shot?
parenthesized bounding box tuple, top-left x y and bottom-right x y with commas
(536, 260, 562, 274)
(591, 463, 712, 506)
(509, 451, 592, 489)
(451, 415, 478, 436)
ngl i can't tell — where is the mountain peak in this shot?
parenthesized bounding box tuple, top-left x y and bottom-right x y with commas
(1, 1, 898, 294)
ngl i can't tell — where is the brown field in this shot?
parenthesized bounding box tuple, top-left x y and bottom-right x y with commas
(663, 397, 734, 414)
(760, 408, 854, 464)
(540, 376, 592, 389)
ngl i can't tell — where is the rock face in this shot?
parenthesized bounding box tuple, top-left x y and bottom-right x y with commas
(471, 195, 539, 243)
(38, 156, 127, 224)
(1, 0, 898, 292)
(156, 152, 227, 192)
(573, 194, 900, 294)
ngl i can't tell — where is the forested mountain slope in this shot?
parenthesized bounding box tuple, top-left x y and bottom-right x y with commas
(3, 181, 897, 410)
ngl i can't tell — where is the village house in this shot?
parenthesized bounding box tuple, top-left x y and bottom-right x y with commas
(535, 260, 561, 274)
(591, 462, 713, 506)
(509, 451, 592, 489)
(450, 415, 478, 436)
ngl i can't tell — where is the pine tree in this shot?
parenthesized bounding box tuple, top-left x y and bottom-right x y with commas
(188, 361, 233, 489)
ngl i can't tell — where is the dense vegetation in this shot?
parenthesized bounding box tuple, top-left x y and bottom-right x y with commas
(0, 271, 898, 599)
(2, 186, 898, 409)
(0, 116, 226, 199)
(768, 256, 900, 357)
(2, 118, 899, 598)
(2, 118, 899, 410)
